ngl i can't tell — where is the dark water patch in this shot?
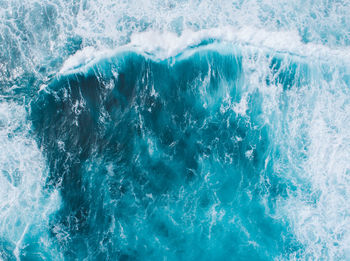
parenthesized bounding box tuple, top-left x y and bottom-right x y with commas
(31, 49, 301, 260)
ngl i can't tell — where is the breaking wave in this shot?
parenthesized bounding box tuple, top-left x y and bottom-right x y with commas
(1, 1, 350, 260)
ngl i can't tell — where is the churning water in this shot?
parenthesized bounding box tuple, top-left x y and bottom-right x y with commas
(1, 1, 350, 260)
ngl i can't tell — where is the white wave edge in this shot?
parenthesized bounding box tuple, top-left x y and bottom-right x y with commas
(59, 26, 350, 76)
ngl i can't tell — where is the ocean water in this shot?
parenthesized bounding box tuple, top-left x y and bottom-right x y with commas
(1, 1, 350, 260)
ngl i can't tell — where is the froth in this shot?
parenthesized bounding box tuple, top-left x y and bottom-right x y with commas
(246, 48, 350, 259)
(0, 102, 61, 259)
(59, 27, 350, 75)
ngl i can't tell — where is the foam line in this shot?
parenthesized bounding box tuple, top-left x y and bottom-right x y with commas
(59, 27, 350, 75)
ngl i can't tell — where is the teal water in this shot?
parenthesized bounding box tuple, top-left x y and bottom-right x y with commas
(1, 1, 350, 260)
(29, 48, 303, 260)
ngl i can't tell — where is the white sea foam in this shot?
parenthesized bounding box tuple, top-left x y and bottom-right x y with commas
(0, 102, 61, 259)
(241, 45, 350, 260)
(59, 26, 350, 75)
(1, 0, 349, 89)
(281, 72, 350, 260)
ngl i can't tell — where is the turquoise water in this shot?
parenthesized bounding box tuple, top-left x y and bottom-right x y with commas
(1, 1, 350, 260)
(31, 49, 301, 260)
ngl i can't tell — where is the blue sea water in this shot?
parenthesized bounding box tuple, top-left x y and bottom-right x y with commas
(1, 1, 350, 260)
